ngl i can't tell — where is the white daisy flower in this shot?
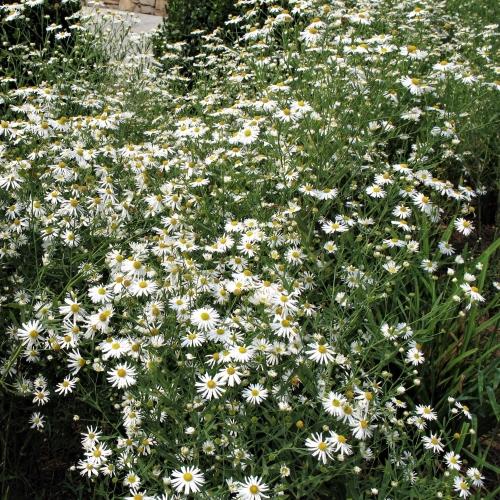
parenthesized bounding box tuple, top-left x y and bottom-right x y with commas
(422, 433, 443, 453)
(306, 342, 335, 364)
(322, 220, 349, 234)
(438, 241, 455, 255)
(454, 217, 474, 236)
(401, 76, 432, 95)
(130, 279, 157, 297)
(327, 432, 353, 457)
(58, 296, 85, 320)
(453, 476, 471, 498)
(17, 319, 44, 347)
(406, 346, 425, 365)
(88, 284, 113, 304)
(170, 466, 205, 495)
(218, 365, 242, 387)
(237, 475, 269, 499)
(445, 451, 462, 471)
(100, 338, 131, 360)
(107, 363, 137, 389)
(191, 307, 220, 331)
(460, 283, 485, 303)
(231, 344, 255, 363)
(55, 377, 77, 396)
(195, 372, 226, 400)
(350, 417, 375, 440)
(305, 433, 333, 464)
(322, 391, 347, 417)
(123, 471, 141, 490)
(242, 383, 268, 405)
(416, 404, 437, 421)
(366, 184, 386, 198)
(466, 467, 484, 488)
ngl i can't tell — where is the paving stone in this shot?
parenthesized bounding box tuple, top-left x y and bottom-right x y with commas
(85, 6, 162, 32)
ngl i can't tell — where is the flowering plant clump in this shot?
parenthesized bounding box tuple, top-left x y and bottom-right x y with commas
(0, 0, 499, 498)
(0, 0, 110, 88)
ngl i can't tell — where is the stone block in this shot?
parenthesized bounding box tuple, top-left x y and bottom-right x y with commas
(118, 0, 135, 10)
(140, 5, 155, 14)
(155, 0, 166, 16)
(114, 0, 165, 15)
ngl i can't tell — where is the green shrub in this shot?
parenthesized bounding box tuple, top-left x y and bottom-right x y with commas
(152, 0, 239, 74)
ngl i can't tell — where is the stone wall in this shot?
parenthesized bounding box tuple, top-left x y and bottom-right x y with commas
(99, 0, 166, 16)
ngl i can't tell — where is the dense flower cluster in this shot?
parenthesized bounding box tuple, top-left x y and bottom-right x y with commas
(0, 0, 498, 498)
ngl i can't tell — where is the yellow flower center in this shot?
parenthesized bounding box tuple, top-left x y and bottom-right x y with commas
(99, 310, 111, 322)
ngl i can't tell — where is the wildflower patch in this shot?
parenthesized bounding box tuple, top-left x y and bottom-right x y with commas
(0, 0, 498, 498)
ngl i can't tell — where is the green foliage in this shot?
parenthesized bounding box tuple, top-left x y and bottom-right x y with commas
(0, 0, 81, 84)
(152, 0, 239, 73)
